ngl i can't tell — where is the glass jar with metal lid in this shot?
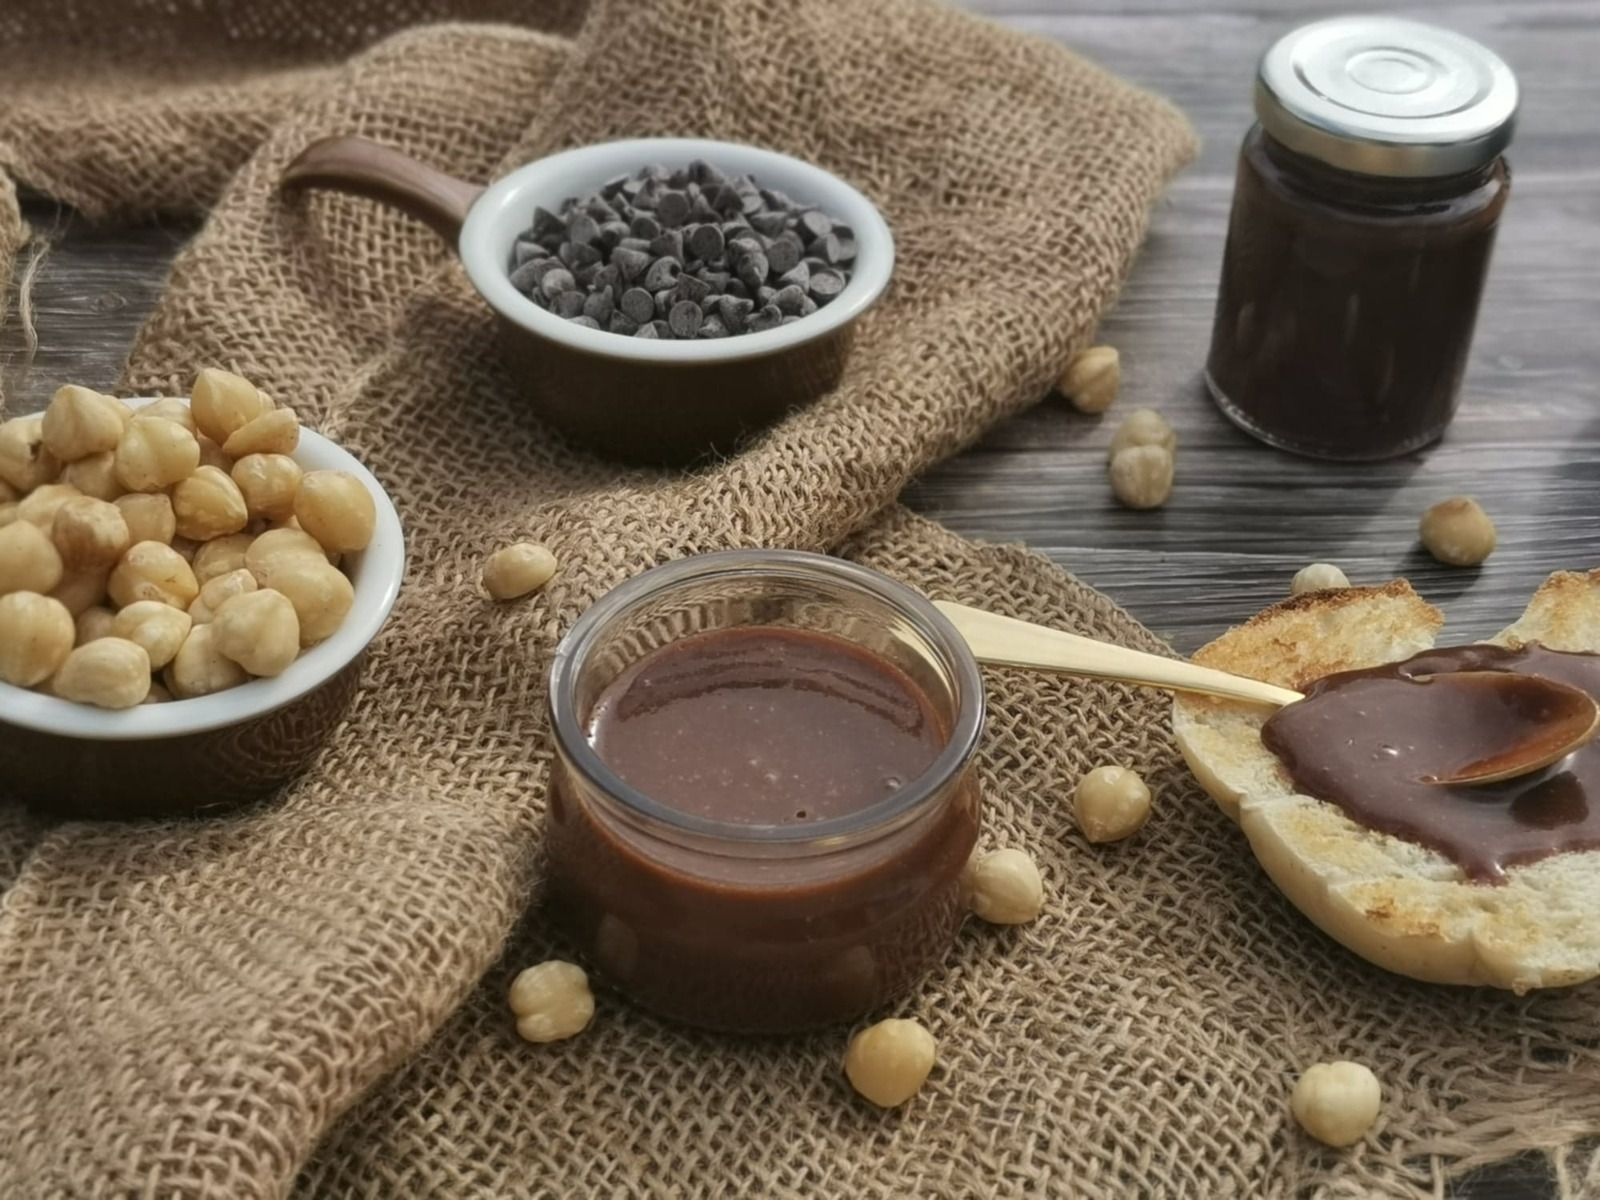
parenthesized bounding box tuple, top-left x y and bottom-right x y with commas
(1205, 17, 1518, 460)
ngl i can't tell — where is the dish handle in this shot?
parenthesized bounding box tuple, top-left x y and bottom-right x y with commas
(279, 135, 484, 243)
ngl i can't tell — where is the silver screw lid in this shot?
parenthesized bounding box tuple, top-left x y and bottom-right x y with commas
(1256, 16, 1517, 178)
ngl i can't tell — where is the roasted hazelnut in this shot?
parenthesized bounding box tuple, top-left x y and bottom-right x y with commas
(1291, 1061, 1381, 1147)
(244, 527, 329, 585)
(267, 557, 353, 645)
(1109, 444, 1174, 510)
(107, 541, 199, 610)
(1291, 563, 1350, 596)
(294, 469, 375, 554)
(0, 415, 60, 493)
(61, 450, 120, 501)
(191, 368, 269, 444)
(1108, 408, 1176, 460)
(222, 406, 299, 459)
(1073, 766, 1152, 843)
(112, 600, 193, 670)
(74, 605, 118, 646)
(51, 497, 130, 570)
(0, 591, 75, 686)
(172, 466, 249, 541)
(40, 385, 129, 462)
(508, 960, 594, 1043)
(114, 417, 200, 493)
(1059, 345, 1120, 414)
(232, 453, 302, 522)
(18, 483, 83, 529)
(114, 493, 176, 546)
(0, 520, 65, 595)
(843, 1019, 937, 1108)
(1419, 496, 1496, 567)
(188, 567, 257, 624)
(52, 637, 151, 709)
(964, 847, 1044, 924)
(483, 542, 557, 600)
(192, 532, 256, 585)
(164, 622, 247, 698)
(212, 589, 300, 677)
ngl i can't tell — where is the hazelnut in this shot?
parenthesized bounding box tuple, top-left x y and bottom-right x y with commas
(1109, 444, 1174, 510)
(143, 681, 172, 704)
(74, 605, 118, 646)
(172, 466, 249, 541)
(213, 588, 300, 676)
(1073, 765, 1152, 843)
(293, 469, 375, 554)
(964, 847, 1044, 924)
(1419, 496, 1496, 567)
(40, 385, 128, 462)
(0, 415, 60, 492)
(266, 557, 353, 645)
(0, 592, 75, 686)
(508, 960, 595, 1043)
(137, 396, 197, 435)
(18, 483, 83, 529)
(483, 542, 557, 600)
(52, 637, 151, 709)
(51, 497, 130, 570)
(1059, 345, 1120, 414)
(221, 406, 299, 459)
(114, 493, 176, 546)
(191, 368, 269, 444)
(232, 453, 302, 522)
(107, 541, 199, 610)
(1291, 563, 1350, 596)
(164, 622, 248, 698)
(112, 600, 193, 669)
(114, 417, 200, 492)
(188, 567, 258, 624)
(49, 567, 111, 616)
(0, 502, 16, 528)
(60, 450, 120, 501)
(245, 527, 330, 585)
(1108, 408, 1176, 460)
(1291, 1061, 1381, 1147)
(192, 532, 256, 585)
(0, 480, 14, 504)
(0, 520, 65, 596)
(843, 1019, 937, 1108)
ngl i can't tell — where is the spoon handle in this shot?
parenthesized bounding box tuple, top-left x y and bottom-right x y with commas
(933, 600, 1303, 708)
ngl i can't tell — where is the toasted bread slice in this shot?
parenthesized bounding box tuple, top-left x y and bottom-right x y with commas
(1173, 571, 1600, 993)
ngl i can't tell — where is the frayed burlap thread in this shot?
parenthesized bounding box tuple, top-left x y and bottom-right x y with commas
(1, 3, 1596, 1198)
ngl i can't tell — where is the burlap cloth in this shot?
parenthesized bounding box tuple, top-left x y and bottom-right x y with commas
(1, 3, 1596, 1196)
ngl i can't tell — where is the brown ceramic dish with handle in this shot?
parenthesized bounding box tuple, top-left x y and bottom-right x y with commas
(279, 136, 895, 465)
(0, 398, 405, 820)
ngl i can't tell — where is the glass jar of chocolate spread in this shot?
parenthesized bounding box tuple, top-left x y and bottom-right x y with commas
(545, 550, 984, 1034)
(1206, 17, 1518, 459)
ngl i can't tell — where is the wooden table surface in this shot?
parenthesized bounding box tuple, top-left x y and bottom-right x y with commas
(2, 2, 1594, 1195)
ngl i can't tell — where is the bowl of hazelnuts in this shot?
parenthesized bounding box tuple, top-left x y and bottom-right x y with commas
(0, 371, 405, 819)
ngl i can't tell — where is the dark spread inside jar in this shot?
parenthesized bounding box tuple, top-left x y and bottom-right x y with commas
(1261, 644, 1600, 882)
(545, 624, 978, 1033)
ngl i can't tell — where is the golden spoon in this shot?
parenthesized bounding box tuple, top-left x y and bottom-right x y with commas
(934, 600, 1600, 787)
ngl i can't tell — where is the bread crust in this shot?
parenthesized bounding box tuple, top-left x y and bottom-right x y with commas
(1173, 571, 1600, 992)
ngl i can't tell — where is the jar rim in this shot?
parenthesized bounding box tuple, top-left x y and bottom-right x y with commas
(547, 550, 986, 847)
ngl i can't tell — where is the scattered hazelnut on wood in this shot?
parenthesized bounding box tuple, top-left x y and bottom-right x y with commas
(508, 960, 595, 1044)
(1109, 444, 1174, 510)
(1074, 766, 1152, 843)
(1108, 407, 1176, 460)
(1059, 345, 1120, 414)
(964, 847, 1044, 924)
(1419, 496, 1496, 566)
(484, 542, 558, 600)
(1291, 563, 1350, 595)
(843, 1018, 937, 1108)
(1291, 1061, 1381, 1147)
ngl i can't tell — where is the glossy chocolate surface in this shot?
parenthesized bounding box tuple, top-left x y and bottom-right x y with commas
(1262, 644, 1600, 882)
(1207, 127, 1508, 460)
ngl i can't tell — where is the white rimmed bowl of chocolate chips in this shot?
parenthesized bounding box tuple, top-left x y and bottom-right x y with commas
(281, 136, 895, 465)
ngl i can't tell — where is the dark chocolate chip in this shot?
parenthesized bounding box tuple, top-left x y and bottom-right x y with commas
(540, 268, 576, 299)
(831, 236, 857, 263)
(593, 263, 620, 294)
(617, 236, 653, 255)
(814, 233, 847, 265)
(630, 214, 661, 240)
(756, 285, 777, 307)
(558, 241, 601, 269)
(569, 315, 601, 329)
(798, 210, 831, 243)
(634, 321, 659, 339)
(553, 290, 586, 317)
(798, 296, 818, 316)
(809, 268, 845, 300)
(648, 230, 685, 264)
(687, 223, 725, 263)
(673, 274, 711, 305)
(747, 304, 783, 332)
(600, 173, 630, 198)
(651, 319, 672, 338)
(668, 300, 703, 339)
(598, 221, 629, 249)
(643, 256, 681, 292)
(765, 232, 802, 276)
(668, 167, 691, 189)
(735, 248, 769, 291)
(717, 294, 754, 332)
(654, 289, 673, 318)
(759, 187, 794, 211)
(777, 262, 810, 291)
(573, 262, 601, 289)
(688, 196, 718, 223)
(508, 261, 543, 293)
(583, 286, 615, 323)
(780, 315, 800, 325)
(749, 210, 788, 237)
(586, 197, 618, 224)
(698, 270, 730, 294)
(724, 279, 750, 299)
(656, 190, 690, 228)
(611, 246, 650, 283)
(689, 159, 727, 187)
(513, 241, 543, 267)
(772, 284, 806, 315)
(567, 212, 601, 246)
(532, 206, 565, 239)
(608, 312, 640, 335)
(699, 314, 728, 338)
(620, 287, 654, 323)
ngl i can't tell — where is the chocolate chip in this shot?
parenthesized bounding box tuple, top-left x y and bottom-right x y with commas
(593, 263, 620, 294)
(656, 190, 690, 228)
(766, 231, 802, 276)
(688, 195, 718, 223)
(717, 294, 753, 332)
(809, 268, 845, 300)
(724, 279, 750, 299)
(601, 173, 630, 197)
(668, 166, 691, 189)
(772, 284, 806, 315)
(756, 285, 777, 307)
(648, 230, 685, 265)
(570, 315, 601, 329)
(509, 261, 543, 293)
(532, 206, 565, 239)
(513, 241, 543, 267)
(780, 315, 801, 325)
(654, 289, 673, 318)
(699, 314, 729, 338)
(634, 321, 659, 338)
(777, 262, 810, 291)
(609, 312, 639, 335)
(673, 274, 711, 305)
(567, 212, 601, 247)
(798, 210, 832, 243)
(832, 235, 857, 263)
(814, 233, 850, 265)
(749, 210, 789, 238)
(586, 196, 619, 224)
(668, 300, 702, 339)
(611, 247, 649, 283)
(597, 221, 629, 249)
(554, 290, 586, 317)
(687, 223, 725, 263)
(573, 262, 601, 289)
(540, 268, 576, 299)
(798, 295, 818, 316)
(617, 237, 653, 254)
(747, 304, 783, 332)
(630, 214, 661, 240)
(759, 187, 793, 210)
(620, 287, 654, 323)
(558, 241, 601, 269)
(689, 159, 727, 187)
(583, 286, 615, 323)
(698, 270, 730, 294)
(643, 257, 681, 292)
(734, 247, 769, 291)
(651, 319, 672, 338)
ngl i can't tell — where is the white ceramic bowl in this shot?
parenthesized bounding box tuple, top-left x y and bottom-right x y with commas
(0, 397, 404, 817)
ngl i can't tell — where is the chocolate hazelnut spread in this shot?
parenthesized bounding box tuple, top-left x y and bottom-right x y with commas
(546, 625, 980, 1032)
(1261, 644, 1600, 883)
